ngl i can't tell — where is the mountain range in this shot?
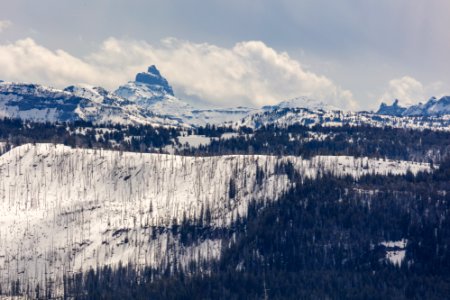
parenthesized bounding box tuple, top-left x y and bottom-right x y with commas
(1, 65, 450, 130)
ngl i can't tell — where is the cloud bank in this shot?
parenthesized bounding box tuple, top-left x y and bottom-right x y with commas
(0, 38, 356, 109)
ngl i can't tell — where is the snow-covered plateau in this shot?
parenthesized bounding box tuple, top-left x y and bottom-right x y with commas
(0, 143, 431, 293)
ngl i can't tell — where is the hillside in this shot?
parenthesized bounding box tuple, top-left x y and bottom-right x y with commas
(0, 143, 431, 296)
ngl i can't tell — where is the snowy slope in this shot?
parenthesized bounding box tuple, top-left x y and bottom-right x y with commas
(0, 144, 431, 293)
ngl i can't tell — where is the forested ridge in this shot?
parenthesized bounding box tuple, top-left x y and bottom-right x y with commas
(2, 118, 450, 162)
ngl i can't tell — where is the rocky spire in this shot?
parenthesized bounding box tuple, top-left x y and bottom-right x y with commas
(135, 65, 174, 96)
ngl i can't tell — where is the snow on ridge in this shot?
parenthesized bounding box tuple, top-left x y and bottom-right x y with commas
(0, 144, 431, 292)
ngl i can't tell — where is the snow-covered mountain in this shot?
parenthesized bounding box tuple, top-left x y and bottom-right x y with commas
(115, 65, 253, 126)
(377, 99, 407, 116)
(377, 96, 450, 117)
(0, 81, 185, 126)
(404, 96, 450, 116)
(115, 65, 175, 106)
(0, 143, 431, 294)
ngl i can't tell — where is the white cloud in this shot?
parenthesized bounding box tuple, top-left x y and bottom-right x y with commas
(0, 38, 108, 87)
(379, 76, 447, 107)
(0, 37, 356, 109)
(0, 20, 12, 32)
(380, 76, 425, 106)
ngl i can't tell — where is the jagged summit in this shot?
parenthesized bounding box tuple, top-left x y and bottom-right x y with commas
(114, 65, 198, 125)
(134, 65, 174, 96)
(115, 65, 177, 107)
(377, 96, 450, 117)
(403, 96, 450, 116)
(377, 99, 407, 116)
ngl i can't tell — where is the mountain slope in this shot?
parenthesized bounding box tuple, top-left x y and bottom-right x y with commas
(115, 65, 175, 105)
(0, 143, 431, 294)
(115, 66, 253, 126)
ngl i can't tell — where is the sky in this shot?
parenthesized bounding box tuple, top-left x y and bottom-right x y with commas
(0, 0, 449, 110)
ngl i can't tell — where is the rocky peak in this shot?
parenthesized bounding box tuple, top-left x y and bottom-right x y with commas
(134, 65, 174, 96)
(377, 99, 407, 116)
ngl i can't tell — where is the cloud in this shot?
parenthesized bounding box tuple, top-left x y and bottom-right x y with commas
(379, 76, 447, 107)
(379, 76, 425, 106)
(0, 20, 12, 33)
(0, 38, 107, 87)
(0, 37, 356, 109)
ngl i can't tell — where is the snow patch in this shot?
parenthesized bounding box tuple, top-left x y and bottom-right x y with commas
(178, 135, 212, 147)
(381, 239, 408, 266)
